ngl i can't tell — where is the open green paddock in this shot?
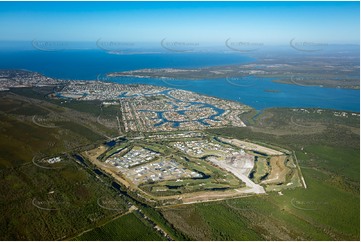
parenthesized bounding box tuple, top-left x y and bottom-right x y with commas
(74, 212, 164, 241)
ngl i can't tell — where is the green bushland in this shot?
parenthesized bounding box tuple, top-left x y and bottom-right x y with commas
(137, 204, 189, 240)
(57, 121, 103, 143)
(10, 86, 52, 100)
(162, 201, 264, 241)
(0, 91, 129, 240)
(101, 105, 121, 119)
(56, 100, 102, 116)
(0, 113, 62, 168)
(0, 160, 130, 240)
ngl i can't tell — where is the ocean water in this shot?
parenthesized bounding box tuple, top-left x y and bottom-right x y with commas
(0, 50, 359, 112)
(0, 50, 253, 80)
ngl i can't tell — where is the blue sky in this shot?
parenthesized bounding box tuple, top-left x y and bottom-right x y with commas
(0, 1, 359, 45)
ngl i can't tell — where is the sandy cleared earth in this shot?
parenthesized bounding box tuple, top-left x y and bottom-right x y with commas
(207, 156, 265, 194)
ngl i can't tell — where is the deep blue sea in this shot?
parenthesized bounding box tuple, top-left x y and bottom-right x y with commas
(0, 50, 359, 112)
(0, 50, 252, 79)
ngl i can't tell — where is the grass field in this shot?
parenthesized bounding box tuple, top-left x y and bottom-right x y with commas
(298, 145, 360, 182)
(74, 212, 164, 241)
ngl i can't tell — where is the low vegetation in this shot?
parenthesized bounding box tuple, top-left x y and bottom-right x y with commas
(0, 87, 358, 240)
